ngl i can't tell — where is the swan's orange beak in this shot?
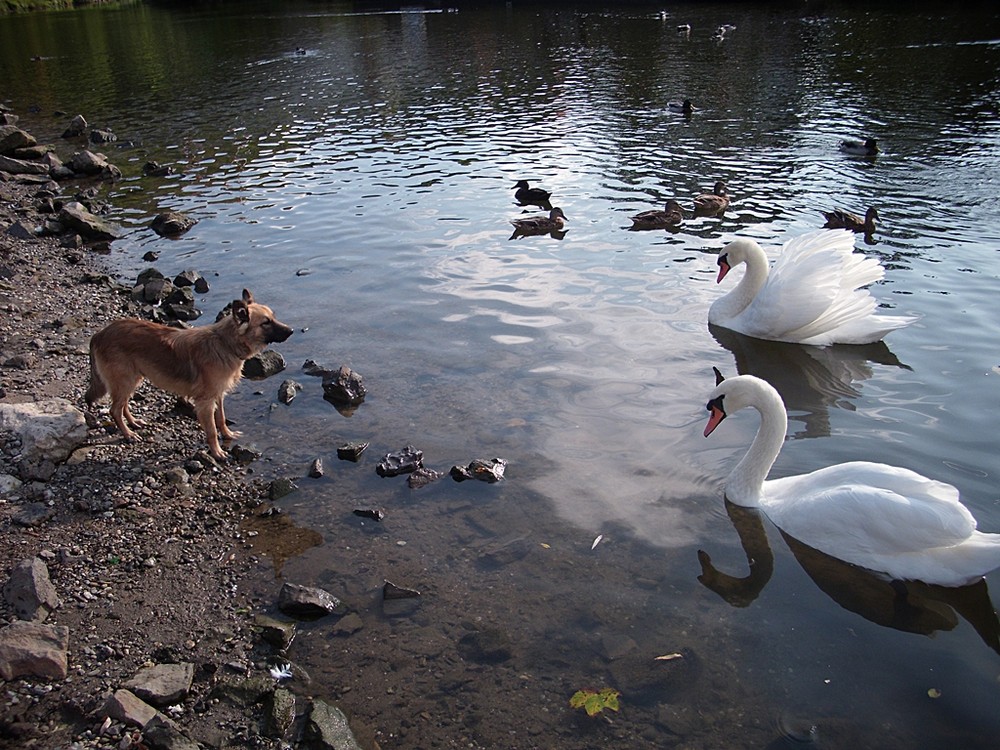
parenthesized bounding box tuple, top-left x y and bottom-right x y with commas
(704, 402, 726, 437)
(716, 255, 731, 284)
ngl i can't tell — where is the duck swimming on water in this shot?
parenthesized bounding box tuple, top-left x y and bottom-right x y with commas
(840, 138, 879, 156)
(513, 180, 552, 206)
(822, 207, 879, 235)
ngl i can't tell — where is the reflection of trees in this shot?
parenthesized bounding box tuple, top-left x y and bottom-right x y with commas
(710, 323, 908, 439)
(698, 500, 1000, 655)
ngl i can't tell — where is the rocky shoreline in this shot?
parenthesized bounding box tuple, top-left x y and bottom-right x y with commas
(1, 116, 364, 749)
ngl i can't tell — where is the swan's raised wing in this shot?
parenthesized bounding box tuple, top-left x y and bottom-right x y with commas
(736, 230, 882, 342)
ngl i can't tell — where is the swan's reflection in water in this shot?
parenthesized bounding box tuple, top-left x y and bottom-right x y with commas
(698, 500, 1000, 654)
(709, 324, 909, 439)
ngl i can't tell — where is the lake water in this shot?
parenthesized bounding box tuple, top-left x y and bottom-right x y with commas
(3, 2, 1000, 747)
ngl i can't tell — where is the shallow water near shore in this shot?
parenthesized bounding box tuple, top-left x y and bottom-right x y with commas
(4, 2, 1000, 747)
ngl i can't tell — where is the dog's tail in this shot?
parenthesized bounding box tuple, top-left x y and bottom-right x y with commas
(84, 346, 107, 406)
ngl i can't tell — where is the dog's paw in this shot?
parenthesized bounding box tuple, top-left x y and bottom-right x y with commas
(221, 429, 243, 441)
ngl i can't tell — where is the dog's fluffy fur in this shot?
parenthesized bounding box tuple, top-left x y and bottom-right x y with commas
(85, 289, 293, 458)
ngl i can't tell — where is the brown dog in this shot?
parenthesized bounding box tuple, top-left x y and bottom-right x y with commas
(85, 289, 293, 458)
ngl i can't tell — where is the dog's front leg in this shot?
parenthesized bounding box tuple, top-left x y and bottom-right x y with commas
(196, 402, 227, 459)
(215, 396, 241, 441)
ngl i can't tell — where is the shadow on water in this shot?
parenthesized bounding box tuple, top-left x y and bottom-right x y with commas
(699, 500, 1000, 656)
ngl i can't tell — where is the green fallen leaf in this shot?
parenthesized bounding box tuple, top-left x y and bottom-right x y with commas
(570, 687, 621, 717)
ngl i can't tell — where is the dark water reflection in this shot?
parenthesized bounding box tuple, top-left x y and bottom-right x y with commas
(4, 2, 1000, 747)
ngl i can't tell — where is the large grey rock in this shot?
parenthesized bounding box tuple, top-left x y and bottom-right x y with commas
(277, 582, 340, 619)
(67, 149, 121, 180)
(150, 211, 197, 237)
(3, 557, 60, 622)
(0, 154, 49, 175)
(305, 700, 363, 750)
(0, 621, 69, 680)
(266, 688, 296, 739)
(123, 662, 195, 707)
(243, 350, 287, 379)
(0, 473, 22, 496)
(102, 688, 159, 728)
(0, 125, 35, 155)
(0, 398, 88, 469)
(59, 201, 121, 241)
(142, 715, 200, 750)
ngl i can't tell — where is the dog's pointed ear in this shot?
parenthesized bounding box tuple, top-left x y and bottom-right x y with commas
(232, 299, 250, 325)
(242, 289, 255, 305)
(713, 366, 726, 386)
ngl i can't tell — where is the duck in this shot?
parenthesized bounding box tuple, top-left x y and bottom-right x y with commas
(513, 180, 552, 205)
(822, 207, 879, 234)
(510, 207, 567, 234)
(840, 138, 879, 156)
(630, 199, 684, 230)
(703, 370, 1000, 587)
(709, 229, 914, 345)
(693, 181, 729, 216)
(668, 99, 694, 115)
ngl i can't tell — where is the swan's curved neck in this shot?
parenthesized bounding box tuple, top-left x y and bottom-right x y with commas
(725, 382, 787, 507)
(715, 243, 769, 320)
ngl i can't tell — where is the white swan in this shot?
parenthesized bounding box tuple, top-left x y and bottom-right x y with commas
(709, 229, 914, 345)
(703, 371, 1000, 587)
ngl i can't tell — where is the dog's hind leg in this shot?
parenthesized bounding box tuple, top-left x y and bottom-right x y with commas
(107, 376, 144, 441)
(84, 357, 107, 406)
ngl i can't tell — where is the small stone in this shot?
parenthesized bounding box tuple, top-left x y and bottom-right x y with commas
(277, 379, 301, 404)
(336, 442, 368, 462)
(307, 458, 324, 478)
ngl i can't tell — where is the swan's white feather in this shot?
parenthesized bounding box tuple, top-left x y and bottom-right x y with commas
(710, 229, 914, 346)
(707, 375, 1000, 586)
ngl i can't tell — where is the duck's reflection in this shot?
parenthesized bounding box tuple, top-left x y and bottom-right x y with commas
(698, 500, 1000, 654)
(710, 324, 909, 439)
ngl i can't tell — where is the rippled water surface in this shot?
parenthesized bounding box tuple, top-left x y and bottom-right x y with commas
(4, 2, 1000, 747)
